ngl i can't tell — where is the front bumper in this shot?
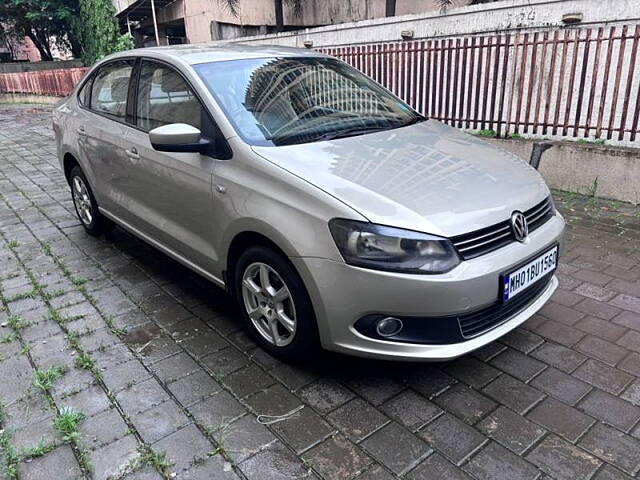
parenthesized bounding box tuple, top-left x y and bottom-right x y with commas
(292, 214, 565, 361)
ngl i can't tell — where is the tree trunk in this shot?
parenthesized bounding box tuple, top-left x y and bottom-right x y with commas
(274, 0, 284, 32)
(25, 30, 53, 61)
(3, 39, 17, 61)
(385, 0, 396, 17)
(68, 33, 83, 59)
(36, 29, 54, 60)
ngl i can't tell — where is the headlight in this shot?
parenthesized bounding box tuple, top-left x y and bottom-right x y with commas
(328, 219, 460, 274)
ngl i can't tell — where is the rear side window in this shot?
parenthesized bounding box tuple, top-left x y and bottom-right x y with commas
(136, 61, 202, 131)
(90, 61, 133, 120)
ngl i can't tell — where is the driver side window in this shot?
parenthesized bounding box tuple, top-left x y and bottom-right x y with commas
(136, 61, 203, 132)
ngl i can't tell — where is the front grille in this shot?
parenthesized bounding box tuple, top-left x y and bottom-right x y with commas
(458, 273, 553, 338)
(451, 197, 554, 260)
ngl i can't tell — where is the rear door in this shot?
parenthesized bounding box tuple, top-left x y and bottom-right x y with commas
(76, 59, 136, 215)
(121, 59, 229, 271)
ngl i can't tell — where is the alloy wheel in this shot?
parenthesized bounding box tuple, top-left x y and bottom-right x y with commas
(241, 262, 297, 347)
(72, 175, 93, 226)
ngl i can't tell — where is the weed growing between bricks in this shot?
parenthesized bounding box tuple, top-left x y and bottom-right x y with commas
(13, 192, 245, 475)
(0, 235, 93, 474)
(2, 197, 177, 480)
(33, 364, 67, 392)
(2, 182, 181, 478)
(43, 239, 236, 476)
(41, 242, 177, 477)
(1, 243, 51, 479)
(0, 427, 19, 479)
(21, 438, 57, 459)
(37, 240, 178, 477)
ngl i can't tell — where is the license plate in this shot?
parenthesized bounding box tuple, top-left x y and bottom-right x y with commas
(502, 246, 558, 301)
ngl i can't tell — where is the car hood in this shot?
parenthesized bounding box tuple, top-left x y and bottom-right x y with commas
(251, 120, 549, 237)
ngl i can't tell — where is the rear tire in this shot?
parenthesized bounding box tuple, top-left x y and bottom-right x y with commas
(69, 166, 113, 236)
(234, 245, 319, 362)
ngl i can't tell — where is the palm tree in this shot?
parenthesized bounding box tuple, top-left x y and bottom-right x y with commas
(437, 0, 455, 11)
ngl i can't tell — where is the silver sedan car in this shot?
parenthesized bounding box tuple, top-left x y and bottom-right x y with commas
(53, 44, 565, 361)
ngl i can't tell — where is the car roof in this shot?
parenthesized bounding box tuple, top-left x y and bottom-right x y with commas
(109, 43, 327, 66)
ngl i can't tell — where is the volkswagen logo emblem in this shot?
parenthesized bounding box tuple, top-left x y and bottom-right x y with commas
(511, 211, 528, 242)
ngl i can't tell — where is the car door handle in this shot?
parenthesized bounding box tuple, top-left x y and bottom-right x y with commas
(77, 126, 86, 136)
(125, 147, 140, 160)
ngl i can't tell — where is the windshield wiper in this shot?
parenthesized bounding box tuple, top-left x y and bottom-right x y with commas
(313, 125, 392, 141)
(318, 115, 427, 141)
(270, 116, 426, 145)
(269, 125, 389, 145)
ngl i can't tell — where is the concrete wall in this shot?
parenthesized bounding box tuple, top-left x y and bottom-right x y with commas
(0, 60, 84, 74)
(485, 138, 640, 205)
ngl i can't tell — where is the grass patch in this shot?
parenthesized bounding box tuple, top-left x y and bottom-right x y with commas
(40, 242, 52, 256)
(473, 129, 497, 137)
(42, 288, 66, 301)
(4, 289, 38, 303)
(53, 408, 84, 443)
(138, 445, 173, 475)
(66, 331, 80, 350)
(22, 439, 56, 459)
(0, 334, 15, 344)
(6, 240, 18, 249)
(70, 276, 87, 287)
(77, 447, 92, 472)
(50, 311, 67, 326)
(6, 315, 25, 330)
(0, 430, 18, 479)
(110, 327, 127, 338)
(33, 365, 66, 392)
(74, 352, 95, 371)
(576, 138, 606, 145)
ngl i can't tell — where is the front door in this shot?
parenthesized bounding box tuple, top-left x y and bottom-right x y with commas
(121, 60, 222, 271)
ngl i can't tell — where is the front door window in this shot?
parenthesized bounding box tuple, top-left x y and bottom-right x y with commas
(136, 61, 203, 131)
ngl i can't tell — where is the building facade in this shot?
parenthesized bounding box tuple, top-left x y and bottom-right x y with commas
(112, 0, 481, 46)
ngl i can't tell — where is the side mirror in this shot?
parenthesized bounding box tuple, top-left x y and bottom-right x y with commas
(149, 123, 209, 153)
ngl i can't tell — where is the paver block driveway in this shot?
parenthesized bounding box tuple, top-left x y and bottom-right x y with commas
(1, 104, 640, 479)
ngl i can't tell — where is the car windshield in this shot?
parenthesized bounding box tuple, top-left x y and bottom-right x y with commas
(194, 56, 424, 146)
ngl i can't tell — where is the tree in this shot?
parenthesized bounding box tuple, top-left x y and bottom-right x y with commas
(77, 0, 134, 65)
(0, 0, 81, 61)
(0, 23, 21, 61)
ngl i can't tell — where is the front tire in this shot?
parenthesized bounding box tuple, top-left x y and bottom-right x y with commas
(69, 166, 112, 236)
(234, 246, 319, 362)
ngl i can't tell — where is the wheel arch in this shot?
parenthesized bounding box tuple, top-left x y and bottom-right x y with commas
(63, 152, 80, 184)
(225, 230, 293, 297)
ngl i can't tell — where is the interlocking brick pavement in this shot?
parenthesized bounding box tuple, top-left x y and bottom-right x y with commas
(1, 104, 640, 479)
